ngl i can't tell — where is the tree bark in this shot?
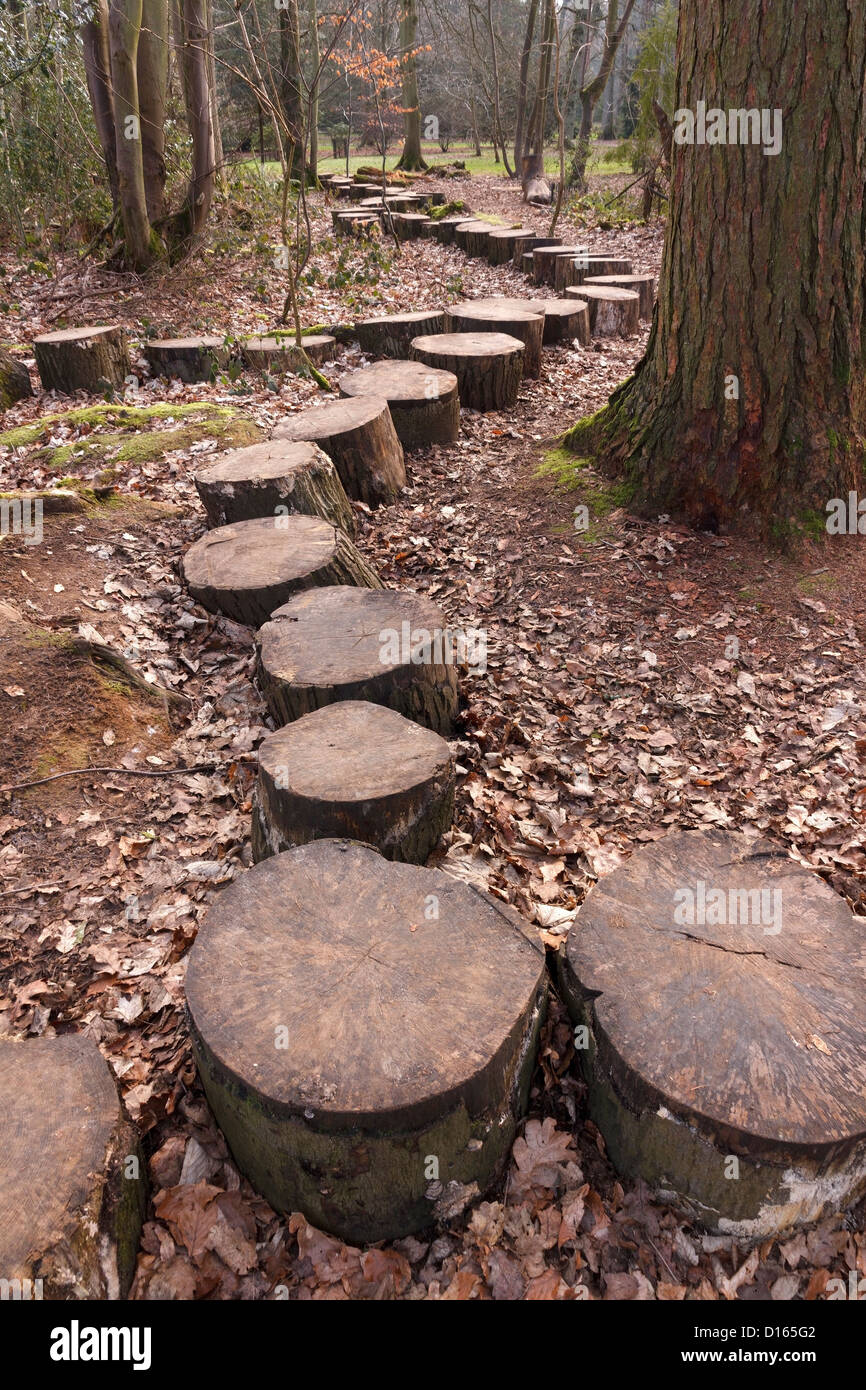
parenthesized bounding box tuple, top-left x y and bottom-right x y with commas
(307, 0, 320, 177)
(564, 0, 866, 536)
(395, 0, 427, 171)
(569, 0, 638, 189)
(137, 0, 169, 223)
(81, 0, 120, 206)
(205, 0, 224, 190)
(513, 0, 539, 171)
(177, 0, 215, 238)
(108, 0, 156, 268)
(279, 0, 305, 180)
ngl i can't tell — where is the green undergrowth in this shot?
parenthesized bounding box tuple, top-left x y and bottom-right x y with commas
(539, 444, 637, 542)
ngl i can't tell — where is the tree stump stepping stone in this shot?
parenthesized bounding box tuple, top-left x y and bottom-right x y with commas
(560, 254, 634, 292)
(193, 440, 354, 535)
(185, 838, 547, 1244)
(0, 347, 33, 408)
(463, 294, 590, 348)
(411, 332, 524, 411)
(584, 273, 657, 319)
(256, 584, 458, 733)
(445, 303, 543, 379)
(567, 284, 640, 336)
(347, 182, 381, 202)
(183, 514, 381, 627)
(486, 227, 536, 264)
(531, 245, 588, 285)
(355, 310, 445, 359)
(339, 360, 460, 449)
(252, 700, 455, 864)
(0, 1034, 145, 1299)
(431, 216, 470, 244)
(392, 212, 432, 238)
(273, 395, 406, 506)
(241, 334, 337, 371)
(333, 211, 380, 238)
(144, 336, 227, 383)
(33, 325, 130, 393)
(454, 220, 494, 256)
(512, 234, 562, 269)
(558, 828, 866, 1239)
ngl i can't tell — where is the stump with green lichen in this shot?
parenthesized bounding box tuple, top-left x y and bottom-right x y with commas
(34, 325, 130, 393)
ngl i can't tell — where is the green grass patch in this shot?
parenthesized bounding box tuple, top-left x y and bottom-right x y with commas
(537, 444, 636, 542)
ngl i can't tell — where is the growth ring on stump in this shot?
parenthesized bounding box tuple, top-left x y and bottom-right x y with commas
(256, 584, 459, 733)
(0, 1034, 145, 1298)
(183, 514, 381, 627)
(339, 360, 460, 449)
(193, 440, 354, 535)
(558, 828, 866, 1239)
(185, 838, 547, 1244)
(355, 310, 445, 360)
(252, 700, 454, 864)
(445, 302, 544, 379)
(410, 332, 524, 411)
(33, 325, 130, 394)
(273, 395, 406, 506)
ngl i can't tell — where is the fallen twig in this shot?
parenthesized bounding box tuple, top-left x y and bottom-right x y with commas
(1, 763, 219, 795)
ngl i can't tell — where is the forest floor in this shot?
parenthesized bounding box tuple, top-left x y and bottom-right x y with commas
(0, 171, 864, 1300)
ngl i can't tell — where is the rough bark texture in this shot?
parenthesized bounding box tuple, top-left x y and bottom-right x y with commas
(431, 216, 471, 245)
(185, 840, 546, 1244)
(511, 235, 560, 270)
(108, 0, 154, 268)
(338, 362, 460, 449)
(279, 0, 305, 180)
(255, 585, 459, 734)
(144, 336, 225, 382)
(273, 395, 407, 504)
(565, 0, 866, 534)
(183, 513, 381, 626)
(0, 1035, 146, 1299)
(194, 440, 354, 535)
(0, 349, 32, 409)
(486, 228, 535, 265)
(34, 326, 131, 393)
(137, 0, 169, 222)
(177, 0, 215, 238)
(81, 0, 120, 206)
(532, 244, 587, 286)
(355, 311, 445, 359)
(574, 285, 641, 337)
(454, 221, 493, 257)
(391, 212, 432, 239)
(395, 0, 427, 171)
(445, 305, 544, 379)
(410, 333, 524, 411)
(251, 700, 455, 864)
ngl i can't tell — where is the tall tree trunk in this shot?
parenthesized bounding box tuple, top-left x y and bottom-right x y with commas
(513, 0, 539, 171)
(279, 0, 306, 180)
(108, 0, 156, 268)
(564, 0, 866, 536)
(307, 0, 320, 177)
(470, 95, 482, 157)
(205, 0, 225, 190)
(395, 0, 427, 171)
(82, 0, 120, 206)
(569, 0, 637, 188)
(176, 0, 215, 237)
(486, 0, 513, 176)
(526, 0, 556, 166)
(137, 0, 168, 222)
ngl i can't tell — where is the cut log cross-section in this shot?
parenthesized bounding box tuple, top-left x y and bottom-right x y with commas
(241, 335, 337, 372)
(252, 700, 455, 864)
(144, 338, 227, 383)
(583, 273, 657, 320)
(511, 235, 562, 270)
(0, 1034, 145, 1299)
(410, 332, 525, 411)
(256, 584, 459, 733)
(193, 441, 354, 535)
(431, 216, 470, 245)
(183, 514, 381, 627)
(445, 303, 544, 379)
(486, 227, 535, 265)
(339, 361, 460, 449)
(558, 828, 866, 1238)
(567, 284, 640, 337)
(531, 245, 587, 286)
(273, 395, 407, 506)
(553, 254, 633, 294)
(355, 311, 445, 360)
(185, 838, 548, 1244)
(33, 325, 131, 393)
(454, 221, 495, 257)
(463, 295, 590, 349)
(391, 213, 432, 238)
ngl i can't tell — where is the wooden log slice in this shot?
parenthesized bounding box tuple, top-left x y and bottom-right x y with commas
(183, 514, 381, 626)
(486, 227, 535, 265)
(570, 284, 640, 337)
(185, 838, 547, 1244)
(445, 303, 544, 379)
(559, 828, 866, 1238)
(532, 245, 587, 285)
(339, 360, 460, 449)
(256, 584, 459, 732)
(347, 182, 381, 202)
(410, 332, 524, 411)
(332, 210, 380, 237)
(273, 395, 406, 506)
(251, 700, 455, 864)
(391, 213, 432, 238)
(193, 440, 354, 535)
(466, 295, 590, 348)
(432, 216, 471, 244)
(0, 348, 32, 408)
(454, 220, 494, 257)
(511, 235, 562, 270)
(583, 273, 657, 319)
(355, 310, 446, 360)
(0, 1034, 145, 1299)
(33, 325, 131, 393)
(241, 334, 337, 372)
(520, 250, 536, 275)
(144, 336, 227, 383)
(561, 254, 634, 291)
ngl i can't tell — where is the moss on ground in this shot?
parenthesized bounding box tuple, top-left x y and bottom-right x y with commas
(538, 444, 637, 541)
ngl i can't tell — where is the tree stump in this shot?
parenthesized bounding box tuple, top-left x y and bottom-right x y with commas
(193, 440, 354, 535)
(477, 295, 590, 347)
(0, 1034, 145, 1299)
(355, 311, 445, 360)
(410, 332, 524, 411)
(256, 584, 459, 733)
(445, 303, 544, 379)
(185, 838, 547, 1244)
(486, 227, 535, 265)
(273, 395, 406, 506)
(0, 348, 32, 409)
(391, 213, 432, 238)
(531, 245, 587, 286)
(454, 220, 494, 256)
(144, 337, 227, 383)
(569, 284, 640, 337)
(33, 325, 130, 393)
(559, 828, 866, 1238)
(432, 216, 471, 244)
(241, 334, 337, 372)
(333, 211, 380, 239)
(511, 235, 561, 270)
(560, 255, 634, 293)
(584, 273, 657, 320)
(183, 514, 381, 627)
(339, 361, 460, 448)
(252, 700, 455, 864)
(347, 182, 382, 202)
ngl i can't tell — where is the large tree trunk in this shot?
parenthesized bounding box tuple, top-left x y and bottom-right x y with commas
(137, 0, 168, 222)
(279, 0, 305, 180)
(486, 0, 513, 177)
(108, 0, 156, 268)
(307, 0, 320, 177)
(395, 0, 427, 171)
(176, 0, 215, 238)
(205, 0, 225, 190)
(564, 0, 866, 536)
(569, 0, 637, 189)
(513, 0, 539, 172)
(81, 0, 119, 206)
